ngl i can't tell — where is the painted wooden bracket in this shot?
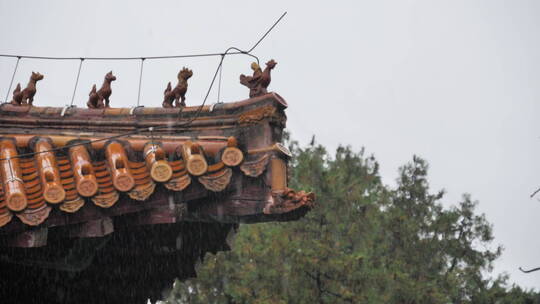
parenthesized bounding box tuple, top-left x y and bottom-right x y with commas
(270, 157, 287, 191)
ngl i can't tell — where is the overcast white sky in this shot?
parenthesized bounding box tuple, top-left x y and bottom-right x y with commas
(1, 0, 539, 290)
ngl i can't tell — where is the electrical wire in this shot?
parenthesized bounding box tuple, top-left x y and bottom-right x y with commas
(246, 12, 287, 53)
(0, 12, 287, 161)
(69, 59, 84, 106)
(136, 58, 145, 107)
(0, 51, 243, 61)
(217, 55, 224, 103)
(3, 56, 21, 104)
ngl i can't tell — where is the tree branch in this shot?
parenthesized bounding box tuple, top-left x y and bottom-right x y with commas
(519, 266, 540, 273)
(531, 187, 540, 198)
(304, 270, 353, 303)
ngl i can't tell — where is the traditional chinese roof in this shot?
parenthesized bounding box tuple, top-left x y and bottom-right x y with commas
(0, 93, 314, 242)
(0, 59, 316, 303)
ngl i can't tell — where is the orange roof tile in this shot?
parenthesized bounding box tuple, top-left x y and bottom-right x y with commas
(0, 93, 313, 236)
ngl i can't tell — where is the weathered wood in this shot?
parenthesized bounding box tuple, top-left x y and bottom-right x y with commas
(69, 217, 114, 238)
(3, 227, 48, 247)
(129, 201, 187, 225)
(0, 222, 238, 303)
(270, 157, 287, 191)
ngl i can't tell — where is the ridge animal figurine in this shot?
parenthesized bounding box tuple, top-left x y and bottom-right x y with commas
(240, 59, 277, 98)
(162, 82, 175, 108)
(97, 71, 116, 108)
(86, 84, 103, 109)
(87, 72, 116, 109)
(10, 83, 23, 105)
(11, 72, 44, 105)
(172, 67, 193, 107)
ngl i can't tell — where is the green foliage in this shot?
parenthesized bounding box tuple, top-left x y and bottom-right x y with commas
(164, 139, 539, 304)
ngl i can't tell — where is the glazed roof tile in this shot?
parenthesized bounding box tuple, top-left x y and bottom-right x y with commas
(0, 93, 313, 234)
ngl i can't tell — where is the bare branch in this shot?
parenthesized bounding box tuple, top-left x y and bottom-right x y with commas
(519, 266, 540, 273)
(530, 187, 540, 198)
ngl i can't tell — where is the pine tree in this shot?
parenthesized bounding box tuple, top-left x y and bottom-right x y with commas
(164, 139, 538, 304)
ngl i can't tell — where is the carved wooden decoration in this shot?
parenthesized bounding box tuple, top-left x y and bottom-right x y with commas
(92, 191, 119, 208)
(128, 182, 156, 201)
(199, 167, 232, 192)
(240, 154, 270, 177)
(165, 160, 191, 191)
(33, 139, 65, 204)
(144, 143, 173, 182)
(181, 141, 208, 176)
(165, 174, 191, 191)
(60, 198, 85, 213)
(241, 143, 291, 178)
(172, 67, 192, 107)
(0, 139, 28, 212)
(105, 142, 135, 192)
(239, 60, 276, 98)
(17, 204, 51, 226)
(221, 137, 243, 167)
(69, 145, 98, 197)
(238, 105, 276, 124)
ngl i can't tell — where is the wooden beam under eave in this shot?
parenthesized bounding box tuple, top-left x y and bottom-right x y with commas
(130, 204, 188, 226)
(2, 227, 48, 248)
(68, 217, 114, 238)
